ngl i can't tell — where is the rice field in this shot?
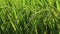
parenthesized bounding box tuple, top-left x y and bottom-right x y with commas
(0, 0, 60, 34)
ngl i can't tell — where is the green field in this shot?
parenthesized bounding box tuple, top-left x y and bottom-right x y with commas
(0, 0, 60, 34)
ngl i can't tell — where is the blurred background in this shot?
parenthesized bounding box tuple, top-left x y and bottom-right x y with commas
(0, 0, 60, 34)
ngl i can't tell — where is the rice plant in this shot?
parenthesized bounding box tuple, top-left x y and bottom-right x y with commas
(0, 0, 60, 34)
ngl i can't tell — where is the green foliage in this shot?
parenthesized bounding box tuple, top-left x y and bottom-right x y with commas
(0, 0, 60, 34)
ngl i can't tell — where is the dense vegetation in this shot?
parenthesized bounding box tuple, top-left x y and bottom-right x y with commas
(0, 0, 60, 34)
